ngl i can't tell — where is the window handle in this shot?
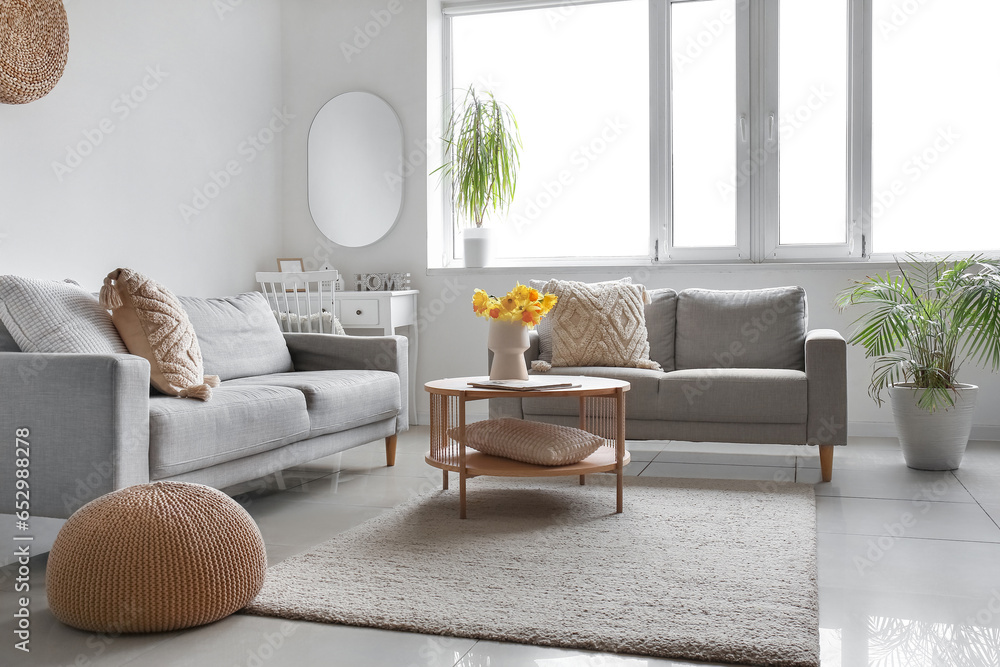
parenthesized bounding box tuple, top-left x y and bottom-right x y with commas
(768, 112, 775, 141)
(739, 114, 747, 142)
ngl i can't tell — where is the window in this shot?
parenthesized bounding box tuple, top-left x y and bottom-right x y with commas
(449, 2, 650, 262)
(870, 0, 1000, 254)
(777, 0, 850, 246)
(668, 0, 748, 258)
(439, 0, 998, 266)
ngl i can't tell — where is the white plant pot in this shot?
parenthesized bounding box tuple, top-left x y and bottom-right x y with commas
(463, 227, 492, 268)
(890, 383, 978, 470)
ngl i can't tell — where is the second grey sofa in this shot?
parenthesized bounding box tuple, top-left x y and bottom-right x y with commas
(490, 286, 846, 481)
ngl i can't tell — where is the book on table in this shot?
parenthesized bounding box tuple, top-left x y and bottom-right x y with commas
(467, 379, 581, 391)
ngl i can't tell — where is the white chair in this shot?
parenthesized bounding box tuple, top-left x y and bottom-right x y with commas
(255, 270, 340, 334)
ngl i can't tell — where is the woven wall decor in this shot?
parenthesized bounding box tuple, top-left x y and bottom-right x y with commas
(0, 0, 70, 105)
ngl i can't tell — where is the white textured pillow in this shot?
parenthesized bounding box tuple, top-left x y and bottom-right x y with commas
(535, 279, 660, 371)
(530, 277, 631, 365)
(0, 276, 128, 354)
(453, 418, 604, 466)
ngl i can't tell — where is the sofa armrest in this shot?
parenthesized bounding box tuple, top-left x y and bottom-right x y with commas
(283, 333, 408, 431)
(805, 329, 847, 446)
(0, 352, 151, 519)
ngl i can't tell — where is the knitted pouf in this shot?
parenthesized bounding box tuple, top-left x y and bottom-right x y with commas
(46, 481, 267, 633)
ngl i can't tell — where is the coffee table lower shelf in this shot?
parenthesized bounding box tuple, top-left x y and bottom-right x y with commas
(424, 448, 631, 517)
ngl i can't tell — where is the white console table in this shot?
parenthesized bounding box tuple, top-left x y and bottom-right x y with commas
(335, 290, 419, 425)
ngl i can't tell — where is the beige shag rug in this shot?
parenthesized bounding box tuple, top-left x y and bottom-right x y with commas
(244, 476, 819, 667)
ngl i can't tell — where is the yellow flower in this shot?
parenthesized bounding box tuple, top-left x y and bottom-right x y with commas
(472, 289, 491, 314)
(471, 283, 557, 328)
(521, 302, 542, 326)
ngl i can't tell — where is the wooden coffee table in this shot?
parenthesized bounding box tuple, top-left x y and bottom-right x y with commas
(424, 376, 630, 518)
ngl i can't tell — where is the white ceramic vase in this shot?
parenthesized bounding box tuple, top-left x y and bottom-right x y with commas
(890, 383, 978, 470)
(488, 320, 529, 381)
(463, 227, 492, 268)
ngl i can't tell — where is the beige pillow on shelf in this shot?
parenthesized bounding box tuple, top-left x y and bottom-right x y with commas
(99, 268, 220, 401)
(534, 279, 660, 371)
(450, 418, 604, 466)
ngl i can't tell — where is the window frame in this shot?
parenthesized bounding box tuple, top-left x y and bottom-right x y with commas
(438, 0, 942, 267)
(656, 0, 752, 263)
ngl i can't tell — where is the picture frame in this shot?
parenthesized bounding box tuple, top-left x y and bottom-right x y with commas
(277, 258, 305, 273)
(277, 258, 306, 292)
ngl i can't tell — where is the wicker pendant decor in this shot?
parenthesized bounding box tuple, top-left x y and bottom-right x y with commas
(0, 0, 70, 105)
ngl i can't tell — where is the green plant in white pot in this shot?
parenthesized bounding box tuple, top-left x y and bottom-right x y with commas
(837, 254, 1000, 470)
(433, 85, 521, 268)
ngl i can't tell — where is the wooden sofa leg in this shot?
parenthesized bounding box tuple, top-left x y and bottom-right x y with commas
(819, 445, 833, 483)
(385, 435, 397, 467)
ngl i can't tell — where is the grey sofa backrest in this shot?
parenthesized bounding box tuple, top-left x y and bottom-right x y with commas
(645, 288, 678, 371)
(674, 286, 807, 371)
(179, 292, 294, 381)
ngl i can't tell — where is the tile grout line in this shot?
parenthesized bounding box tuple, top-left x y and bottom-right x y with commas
(950, 469, 1000, 534)
(453, 641, 478, 666)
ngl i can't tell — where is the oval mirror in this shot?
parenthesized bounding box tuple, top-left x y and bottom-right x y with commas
(308, 92, 404, 247)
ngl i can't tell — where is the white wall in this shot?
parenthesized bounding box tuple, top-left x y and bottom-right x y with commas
(0, 0, 284, 296)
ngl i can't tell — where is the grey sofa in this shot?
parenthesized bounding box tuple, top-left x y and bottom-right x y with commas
(0, 291, 407, 519)
(490, 286, 846, 481)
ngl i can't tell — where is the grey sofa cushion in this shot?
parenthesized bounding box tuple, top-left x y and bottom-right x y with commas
(225, 370, 401, 437)
(180, 292, 293, 381)
(148, 384, 310, 479)
(658, 368, 807, 424)
(674, 287, 807, 371)
(0, 276, 128, 354)
(645, 288, 677, 371)
(522, 366, 664, 421)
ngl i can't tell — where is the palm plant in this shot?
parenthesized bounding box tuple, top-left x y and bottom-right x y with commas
(433, 85, 521, 228)
(836, 253, 1000, 411)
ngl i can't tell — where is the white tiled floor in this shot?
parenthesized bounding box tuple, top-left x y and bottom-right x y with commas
(2, 429, 999, 666)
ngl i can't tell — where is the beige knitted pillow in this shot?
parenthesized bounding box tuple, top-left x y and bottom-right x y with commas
(529, 277, 632, 366)
(453, 418, 604, 466)
(534, 279, 661, 371)
(99, 268, 220, 400)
